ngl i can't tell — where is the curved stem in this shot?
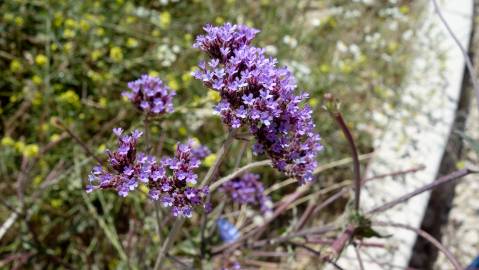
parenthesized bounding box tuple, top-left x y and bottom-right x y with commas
(431, 0, 479, 114)
(55, 119, 102, 164)
(332, 112, 361, 212)
(153, 218, 184, 270)
(374, 221, 462, 270)
(368, 168, 475, 215)
(209, 160, 272, 191)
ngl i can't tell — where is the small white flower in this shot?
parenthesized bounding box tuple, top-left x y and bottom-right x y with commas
(349, 44, 361, 59)
(402, 30, 413, 41)
(336, 41, 348, 53)
(264, 45, 278, 56)
(311, 18, 321, 27)
(282, 35, 298, 48)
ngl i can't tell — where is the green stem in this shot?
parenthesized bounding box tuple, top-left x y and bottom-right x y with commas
(200, 130, 237, 187)
(153, 130, 236, 268)
(332, 112, 361, 212)
(153, 218, 184, 270)
(143, 116, 151, 154)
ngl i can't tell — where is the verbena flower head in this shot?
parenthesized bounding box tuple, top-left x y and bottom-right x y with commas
(193, 23, 259, 62)
(194, 23, 323, 184)
(221, 173, 272, 214)
(147, 141, 209, 218)
(123, 74, 175, 116)
(189, 139, 211, 160)
(86, 128, 143, 197)
(86, 128, 209, 218)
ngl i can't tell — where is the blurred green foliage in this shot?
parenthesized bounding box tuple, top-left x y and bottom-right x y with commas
(0, 0, 419, 268)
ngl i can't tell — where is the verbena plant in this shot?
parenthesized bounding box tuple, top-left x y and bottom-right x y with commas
(83, 23, 476, 270)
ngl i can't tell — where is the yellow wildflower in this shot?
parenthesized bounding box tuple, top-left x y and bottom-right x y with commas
(65, 18, 76, 28)
(215, 17, 225, 25)
(79, 19, 90, 32)
(58, 89, 80, 107)
(15, 141, 25, 152)
(208, 91, 221, 102)
(32, 75, 43, 85)
(203, 154, 217, 167)
(50, 198, 63, 208)
(10, 59, 22, 72)
(126, 16, 136, 24)
(95, 27, 105, 36)
(168, 79, 179, 91)
(1, 137, 15, 147)
(99, 97, 107, 108)
(35, 54, 48, 66)
(40, 123, 49, 132)
(159, 11, 171, 28)
(64, 42, 73, 53)
(400, 5, 410, 14)
(148, 70, 160, 77)
(339, 61, 352, 74)
(109, 47, 123, 62)
(23, 144, 39, 158)
(387, 42, 399, 54)
(308, 98, 318, 107)
(152, 30, 161, 37)
(320, 64, 330, 73)
(32, 92, 43, 106)
(139, 185, 149, 194)
(33, 176, 43, 186)
(54, 12, 63, 27)
(50, 134, 61, 142)
(63, 29, 75, 39)
(127, 37, 139, 48)
(184, 33, 192, 43)
(97, 144, 106, 153)
(15, 17, 24, 27)
(9, 95, 18, 103)
(90, 49, 103, 61)
(181, 72, 192, 85)
(178, 127, 187, 136)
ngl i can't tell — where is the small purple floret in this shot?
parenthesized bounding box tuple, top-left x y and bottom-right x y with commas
(123, 75, 175, 116)
(221, 173, 272, 214)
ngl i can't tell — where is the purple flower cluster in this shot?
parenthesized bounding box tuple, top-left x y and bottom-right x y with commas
(221, 173, 271, 214)
(193, 23, 323, 184)
(191, 143, 211, 160)
(122, 74, 175, 116)
(86, 128, 209, 218)
(147, 141, 209, 217)
(86, 128, 143, 197)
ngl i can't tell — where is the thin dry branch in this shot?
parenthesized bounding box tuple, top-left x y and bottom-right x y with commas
(373, 221, 462, 270)
(368, 168, 476, 214)
(431, 0, 479, 113)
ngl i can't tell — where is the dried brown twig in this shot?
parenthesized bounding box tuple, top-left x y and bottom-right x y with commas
(373, 221, 462, 270)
